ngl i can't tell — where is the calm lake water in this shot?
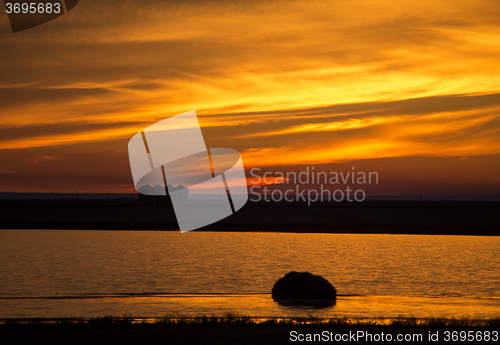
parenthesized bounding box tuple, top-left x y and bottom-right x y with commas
(0, 230, 499, 319)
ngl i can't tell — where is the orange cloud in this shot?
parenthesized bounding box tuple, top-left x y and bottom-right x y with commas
(1, 0, 500, 192)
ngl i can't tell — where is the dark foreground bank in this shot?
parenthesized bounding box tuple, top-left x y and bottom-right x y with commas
(1, 315, 499, 345)
(0, 199, 499, 235)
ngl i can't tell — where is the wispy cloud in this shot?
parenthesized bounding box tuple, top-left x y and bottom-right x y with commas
(1, 0, 500, 192)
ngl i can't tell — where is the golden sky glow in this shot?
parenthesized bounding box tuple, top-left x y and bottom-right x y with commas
(0, 0, 499, 193)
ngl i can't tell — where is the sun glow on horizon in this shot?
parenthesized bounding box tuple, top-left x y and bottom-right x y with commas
(1, 0, 500, 193)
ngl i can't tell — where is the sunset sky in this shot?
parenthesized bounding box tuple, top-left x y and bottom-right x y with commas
(1, 0, 499, 195)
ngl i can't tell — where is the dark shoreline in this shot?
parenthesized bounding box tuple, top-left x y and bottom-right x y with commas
(1, 315, 499, 345)
(0, 200, 499, 236)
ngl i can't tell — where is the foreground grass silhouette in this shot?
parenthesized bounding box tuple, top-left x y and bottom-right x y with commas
(1, 314, 499, 345)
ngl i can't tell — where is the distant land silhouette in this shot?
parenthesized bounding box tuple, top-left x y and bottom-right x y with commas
(0, 193, 498, 235)
(1, 192, 499, 201)
(137, 184, 189, 204)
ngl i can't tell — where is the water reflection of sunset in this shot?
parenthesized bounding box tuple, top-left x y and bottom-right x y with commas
(1, 231, 499, 319)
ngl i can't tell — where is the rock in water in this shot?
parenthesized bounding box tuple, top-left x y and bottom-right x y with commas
(272, 272, 336, 307)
